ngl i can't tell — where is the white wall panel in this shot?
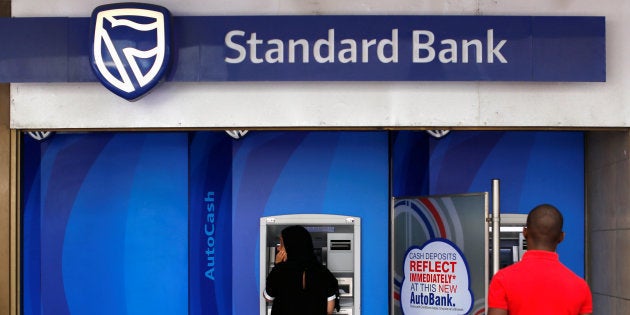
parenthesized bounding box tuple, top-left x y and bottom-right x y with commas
(10, 0, 628, 129)
(11, 82, 481, 129)
(13, 0, 479, 16)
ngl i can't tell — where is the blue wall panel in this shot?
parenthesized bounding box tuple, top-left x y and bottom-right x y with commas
(21, 136, 46, 315)
(189, 132, 233, 315)
(23, 132, 188, 315)
(427, 131, 585, 276)
(232, 131, 390, 315)
(391, 131, 430, 197)
(21, 130, 586, 314)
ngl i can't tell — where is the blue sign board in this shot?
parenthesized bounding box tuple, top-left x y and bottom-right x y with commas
(0, 15, 605, 83)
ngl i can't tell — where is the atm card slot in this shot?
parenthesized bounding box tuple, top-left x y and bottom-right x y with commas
(330, 240, 351, 250)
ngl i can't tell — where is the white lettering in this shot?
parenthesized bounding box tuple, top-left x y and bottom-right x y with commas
(224, 28, 401, 64)
(288, 39, 309, 63)
(438, 39, 457, 63)
(413, 29, 508, 64)
(487, 29, 508, 63)
(361, 39, 376, 63)
(224, 30, 246, 63)
(247, 33, 264, 63)
(338, 39, 357, 63)
(314, 29, 335, 63)
(413, 30, 435, 63)
(377, 29, 398, 63)
(226, 28, 507, 65)
(266, 39, 284, 63)
(462, 39, 482, 63)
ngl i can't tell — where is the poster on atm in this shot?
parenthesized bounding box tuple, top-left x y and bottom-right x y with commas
(392, 194, 488, 315)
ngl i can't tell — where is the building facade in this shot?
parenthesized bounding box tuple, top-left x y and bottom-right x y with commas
(1, 0, 629, 314)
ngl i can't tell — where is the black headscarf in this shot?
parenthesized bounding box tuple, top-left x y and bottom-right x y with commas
(281, 225, 318, 267)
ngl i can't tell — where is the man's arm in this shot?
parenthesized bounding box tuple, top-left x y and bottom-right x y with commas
(487, 308, 508, 315)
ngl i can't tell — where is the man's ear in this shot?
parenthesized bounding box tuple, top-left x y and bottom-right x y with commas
(557, 232, 565, 244)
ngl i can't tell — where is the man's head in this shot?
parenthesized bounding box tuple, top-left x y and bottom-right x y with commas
(524, 204, 565, 251)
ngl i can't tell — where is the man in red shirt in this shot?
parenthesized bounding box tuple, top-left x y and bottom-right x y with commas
(488, 204, 592, 315)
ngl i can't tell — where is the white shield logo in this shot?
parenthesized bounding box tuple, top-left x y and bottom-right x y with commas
(90, 3, 171, 100)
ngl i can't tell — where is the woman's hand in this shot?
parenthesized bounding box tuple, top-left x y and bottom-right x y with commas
(275, 249, 287, 264)
(275, 236, 287, 264)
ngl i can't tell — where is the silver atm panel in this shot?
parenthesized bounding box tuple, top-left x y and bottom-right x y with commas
(327, 233, 354, 273)
(260, 214, 361, 315)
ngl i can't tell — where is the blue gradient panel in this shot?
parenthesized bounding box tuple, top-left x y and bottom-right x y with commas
(520, 132, 585, 276)
(232, 131, 389, 315)
(189, 132, 233, 315)
(428, 131, 585, 276)
(40, 134, 114, 315)
(391, 131, 430, 197)
(21, 129, 587, 315)
(21, 135, 47, 315)
(231, 131, 309, 315)
(25, 132, 188, 315)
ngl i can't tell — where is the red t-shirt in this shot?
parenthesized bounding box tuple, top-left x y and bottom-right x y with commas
(488, 250, 592, 315)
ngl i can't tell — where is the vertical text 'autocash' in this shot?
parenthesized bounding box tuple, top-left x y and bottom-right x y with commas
(204, 191, 216, 281)
(224, 29, 508, 64)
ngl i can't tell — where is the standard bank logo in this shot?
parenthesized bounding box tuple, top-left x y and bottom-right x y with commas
(90, 3, 171, 101)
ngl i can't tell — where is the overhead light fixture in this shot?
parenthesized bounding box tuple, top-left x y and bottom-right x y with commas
(426, 130, 450, 139)
(225, 130, 248, 139)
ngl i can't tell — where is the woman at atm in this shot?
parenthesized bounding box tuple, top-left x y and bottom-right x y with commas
(264, 225, 339, 315)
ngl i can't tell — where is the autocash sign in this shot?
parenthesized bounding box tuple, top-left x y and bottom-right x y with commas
(0, 4, 606, 100)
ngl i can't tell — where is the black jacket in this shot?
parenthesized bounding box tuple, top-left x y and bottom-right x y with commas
(265, 260, 339, 315)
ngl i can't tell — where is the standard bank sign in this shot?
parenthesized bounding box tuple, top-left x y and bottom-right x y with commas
(0, 4, 606, 100)
(90, 3, 171, 100)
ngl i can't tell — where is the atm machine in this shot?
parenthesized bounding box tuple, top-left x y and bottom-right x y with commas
(490, 213, 528, 270)
(260, 214, 361, 315)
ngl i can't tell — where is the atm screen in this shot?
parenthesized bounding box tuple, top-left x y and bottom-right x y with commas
(499, 248, 514, 268)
